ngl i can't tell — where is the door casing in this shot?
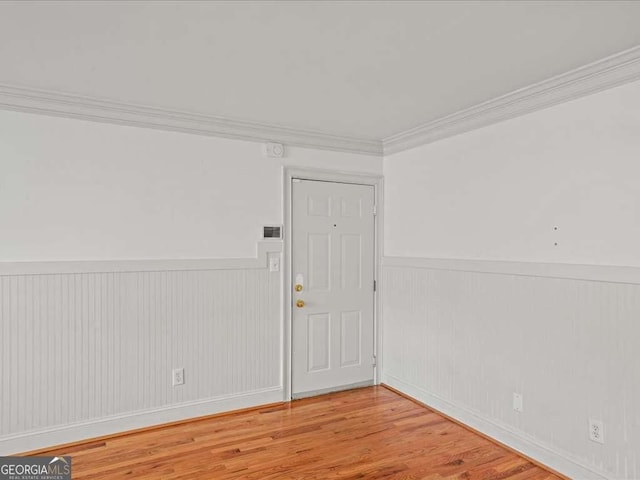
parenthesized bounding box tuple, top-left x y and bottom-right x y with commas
(283, 167, 383, 401)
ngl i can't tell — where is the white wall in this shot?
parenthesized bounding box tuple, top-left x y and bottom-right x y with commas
(383, 80, 640, 479)
(0, 109, 381, 453)
(0, 109, 381, 262)
(385, 79, 640, 267)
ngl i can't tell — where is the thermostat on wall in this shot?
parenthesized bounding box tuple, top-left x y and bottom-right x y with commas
(262, 225, 283, 240)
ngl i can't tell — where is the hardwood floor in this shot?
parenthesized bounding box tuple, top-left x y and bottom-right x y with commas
(32, 386, 562, 479)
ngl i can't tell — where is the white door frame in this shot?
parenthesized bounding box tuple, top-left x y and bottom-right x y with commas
(283, 166, 383, 401)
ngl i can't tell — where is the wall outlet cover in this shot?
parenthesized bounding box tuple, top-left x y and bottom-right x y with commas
(172, 368, 185, 387)
(589, 418, 604, 444)
(513, 392, 523, 413)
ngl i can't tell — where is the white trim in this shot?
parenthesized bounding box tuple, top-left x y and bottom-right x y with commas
(383, 256, 640, 285)
(383, 45, 640, 155)
(0, 83, 382, 156)
(283, 167, 384, 400)
(3, 45, 640, 157)
(383, 375, 609, 480)
(283, 170, 294, 401)
(0, 386, 283, 455)
(0, 241, 282, 276)
(374, 178, 384, 384)
(291, 380, 374, 400)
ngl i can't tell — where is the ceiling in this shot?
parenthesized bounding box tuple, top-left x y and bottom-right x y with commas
(1, 1, 640, 143)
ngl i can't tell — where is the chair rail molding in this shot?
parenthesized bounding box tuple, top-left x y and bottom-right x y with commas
(382, 256, 640, 285)
(0, 241, 282, 276)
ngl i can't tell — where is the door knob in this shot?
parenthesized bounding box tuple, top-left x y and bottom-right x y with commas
(296, 299, 305, 308)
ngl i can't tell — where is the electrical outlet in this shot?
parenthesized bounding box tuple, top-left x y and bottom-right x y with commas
(589, 419, 604, 444)
(172, 368, 185, 387)
(513, 393, 523, 413)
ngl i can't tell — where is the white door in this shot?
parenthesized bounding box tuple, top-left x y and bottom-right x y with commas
(291, 179, 375, 398)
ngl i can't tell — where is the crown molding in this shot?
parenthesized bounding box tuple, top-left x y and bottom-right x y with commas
(3, 45, 640, 158)
(383, 45, 640, 155)
(0, 84, 383, 156)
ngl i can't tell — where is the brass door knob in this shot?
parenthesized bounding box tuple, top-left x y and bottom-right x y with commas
(295, 284, 303, 292)
(296, 299, 305, 308)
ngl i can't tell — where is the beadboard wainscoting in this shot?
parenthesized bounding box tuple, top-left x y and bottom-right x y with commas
(0, 243, 283, 455)
(382, 257, 640, 480)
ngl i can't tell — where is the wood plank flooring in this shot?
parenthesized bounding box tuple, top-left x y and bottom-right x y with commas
(32, 386, 562, 479)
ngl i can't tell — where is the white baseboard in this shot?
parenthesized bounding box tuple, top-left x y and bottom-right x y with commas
(382, 374, 609, 480)
(0, 386, 283, 455)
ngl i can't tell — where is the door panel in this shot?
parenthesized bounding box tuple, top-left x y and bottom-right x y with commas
(308, 195, 331, 217)
(292, 179, 375, 397)
(340, 311, 361, 367)
(308, 233, 330, 291)
(341, 234, 362, 289)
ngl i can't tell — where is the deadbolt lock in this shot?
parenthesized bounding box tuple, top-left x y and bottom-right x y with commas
(295, 284, 303, 292)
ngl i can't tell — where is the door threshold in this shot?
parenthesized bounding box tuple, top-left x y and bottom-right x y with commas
(292, 380, 374, 400)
